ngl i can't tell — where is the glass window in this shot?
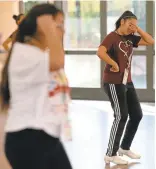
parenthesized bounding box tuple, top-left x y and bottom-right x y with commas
(131, 55, 146, 89)
(153, 6, 155, 89)
(47, 0, 54, 3)
(153, 5, 155, 50)
(63, 0, 100, 49)
(107, 0, 146, 50)
(153, 56, 155, 89)
(23, 0, 46, 13)
(65, 55, 101, 88)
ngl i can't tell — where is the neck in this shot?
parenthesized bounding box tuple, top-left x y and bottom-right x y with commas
(27, 39, 44, 50)
(116, 27, 125, 35)
(33, 34, 47, 50)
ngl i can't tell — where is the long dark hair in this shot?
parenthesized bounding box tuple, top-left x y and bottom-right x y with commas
(0, 3, 63, 112)
(13, 14, 24, 24)
(115, 10, 137, 30)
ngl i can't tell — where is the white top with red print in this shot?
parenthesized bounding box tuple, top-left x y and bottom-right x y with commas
(5, 42, 71, 138)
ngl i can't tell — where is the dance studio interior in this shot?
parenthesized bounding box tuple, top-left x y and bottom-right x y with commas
(0, 0, 155, 169)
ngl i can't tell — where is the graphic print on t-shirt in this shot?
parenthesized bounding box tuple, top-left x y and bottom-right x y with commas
(48, 69, 70, 114)
(43, 69, 70, 122)
(118, 40, 133, 68)
(49, 69, 70, 99)
(101, 32, 141, 83)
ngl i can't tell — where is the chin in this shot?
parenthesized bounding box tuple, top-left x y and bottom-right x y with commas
(126, 32, 133, 36)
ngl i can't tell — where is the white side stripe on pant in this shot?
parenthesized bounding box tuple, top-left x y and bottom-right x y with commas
(107, 84, 119, 155)
(107, 84, 121, 156)
(107, 84, 118, 154)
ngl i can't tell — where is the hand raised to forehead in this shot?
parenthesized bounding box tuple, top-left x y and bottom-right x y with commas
(37, 15, 57, 35)
(128, 23, 138, 33)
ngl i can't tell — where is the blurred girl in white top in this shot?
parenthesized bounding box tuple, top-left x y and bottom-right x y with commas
(0, 4, 72, 169)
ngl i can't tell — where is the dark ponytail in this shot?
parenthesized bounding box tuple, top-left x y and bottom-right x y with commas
(115, 10, 137, 30)
(0, 3, 63, 112)
(16, 4, 63, 43)
(0, 49, 12, 112)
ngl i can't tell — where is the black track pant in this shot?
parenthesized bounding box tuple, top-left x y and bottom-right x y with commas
(104, 82, 143, 156)
(5, 129, 72, 169)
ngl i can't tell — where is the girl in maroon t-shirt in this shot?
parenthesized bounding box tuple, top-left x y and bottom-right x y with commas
(97, 11, 154, 165)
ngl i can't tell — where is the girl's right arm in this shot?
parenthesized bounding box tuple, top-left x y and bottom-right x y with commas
(97, 34, 119, 72)
(37, 15, 64, 71)
(97, 46, 117, 67)
(45, 29, 64, 71)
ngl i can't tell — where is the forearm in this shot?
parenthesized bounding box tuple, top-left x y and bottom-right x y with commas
(137, 27, 154, 44)
(2, 43, 9, 51)
(2, 38, 12, 52)
(46, 30, 64, 70)
(97, 51, 116, 66)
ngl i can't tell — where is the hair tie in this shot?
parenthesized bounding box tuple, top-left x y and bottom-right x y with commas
(122, 16, 137, 19)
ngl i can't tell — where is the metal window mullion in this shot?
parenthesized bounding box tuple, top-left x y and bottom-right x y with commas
(19, 1, 24, 13)
(133, 51, 148, 56)
(65, 50, 97, 55)
(146, 1, 154, 91)
(54, 0, 63, 9)
(100, 1, 107, 89)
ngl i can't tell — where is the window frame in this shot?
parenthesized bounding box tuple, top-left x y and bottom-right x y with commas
(19, 0, 155, 102)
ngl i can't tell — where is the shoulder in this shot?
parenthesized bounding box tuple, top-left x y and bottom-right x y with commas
(9, 43, 49, 73)
(102, 32, 118, 44)
(105, 31, 116, 39)
(13, 42, 45, 53)
(100, 32, 117, 49)
(10, 42, 48, 68)
(12, 42, 46, 58)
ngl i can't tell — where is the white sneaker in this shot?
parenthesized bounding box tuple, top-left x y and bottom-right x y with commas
(104, 155, 128, 165)
(118, 148, 141, 159)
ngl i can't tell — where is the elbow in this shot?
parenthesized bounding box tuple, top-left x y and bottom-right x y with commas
(97, 51, 105, 60)
(2, 42, 6, 48)
(50, 65, 63, 71)
(50, 61, 64, 71)
(150, 39, 155, 45)
(96, 51, 101, 59)
(148, 39, 155, 45)
(2, 43, 7, 50)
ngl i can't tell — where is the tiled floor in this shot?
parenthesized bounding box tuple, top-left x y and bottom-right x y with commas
(0, 100, 155, 169)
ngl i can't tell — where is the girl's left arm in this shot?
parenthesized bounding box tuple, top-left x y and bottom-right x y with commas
(137, 27, 155, 46)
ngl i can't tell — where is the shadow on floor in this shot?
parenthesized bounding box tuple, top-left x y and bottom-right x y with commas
(105, 162, 141, 169)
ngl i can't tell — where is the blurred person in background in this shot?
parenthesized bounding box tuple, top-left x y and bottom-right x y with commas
(2, 14, 25, 51)
(0, 33, 3, 52)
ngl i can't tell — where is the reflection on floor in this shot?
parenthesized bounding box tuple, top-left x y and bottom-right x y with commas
(0, 100, 155, 169)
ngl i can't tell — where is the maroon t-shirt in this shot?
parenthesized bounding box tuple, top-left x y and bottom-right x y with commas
(100, 31, 141, 84)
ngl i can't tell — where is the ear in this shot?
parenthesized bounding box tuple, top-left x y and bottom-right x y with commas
(120, 19, 125, 25)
